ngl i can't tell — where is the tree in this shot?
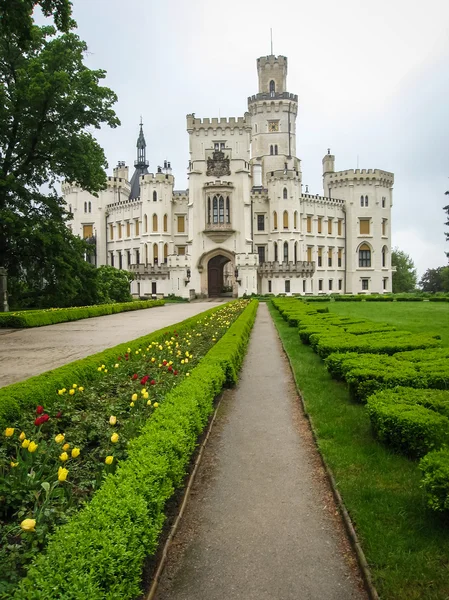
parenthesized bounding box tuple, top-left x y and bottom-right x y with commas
(95, 266, 133, 304)
(444, 192, 449, 259)
(0, 8, 119, 307)
(420, 266, 449, 293)
(391, 248, 417, 293)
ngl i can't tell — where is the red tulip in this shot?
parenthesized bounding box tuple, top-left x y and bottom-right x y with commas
(141, 375, 149, 385)
(132, 374, 138, 380)
(34, 416, 44, 426)
(56, 411, 63, 418)
(42, 414, 49, 422)
(36, 405, 44, 415)
(168, 365, 173, 372)
(150, 379, 156, 385)
(173, 370, 178, 375)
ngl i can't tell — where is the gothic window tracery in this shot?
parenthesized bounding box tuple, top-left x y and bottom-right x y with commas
(269, 80, 275, 96)
(359, 243, 371, 267)
(226, 196, 230, 223)
(283, 187, 288, 199)
(283, 242, 289, 263)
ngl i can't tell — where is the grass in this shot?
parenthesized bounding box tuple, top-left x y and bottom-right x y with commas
(269, 303, 449, 600)
(325, 302, 449, 347)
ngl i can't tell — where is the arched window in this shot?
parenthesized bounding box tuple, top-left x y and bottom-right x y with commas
(219, 195, 225, 223)
(274, 241, 278, 262)
(163, 213, 168, 232)
(164, 243, 168, 264)
(207, 197, 211, 224)
(294, 242, 298, 264)
(294, 211, 298, 229)
(213, 196, 218, 223)
(153, 191, 157, 202)
(273, 211, 278, 230)
(145, 244, 148, 264)
(226, 196, 230, 223)
(359, 243, 371, 267)
(270, 145, 274, 155)
(153, 243, 158, 265)
(360, 195, 364, 207)
(255, 123, 258, 133)
(144, 214, 148, 233)
(84, 201, 87, 212)
(365, 195, 369, 207)
(269, 80, 275, 95)
(283, 210, 289, 229)
(275, 145, 278, 155)
(382, 246, 387, 268)
(88, 201, 92, 213)
(283, 242, 289, 263)
(283, 187, 288, 200)
(152, 214, 158, 232)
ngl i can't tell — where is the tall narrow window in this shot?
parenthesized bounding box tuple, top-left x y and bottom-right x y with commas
(338, 248, 342, 267)
(274, 145, 278, 155)
(109, 224, 114, 240)
(153, 191, 157, 202)
(285, 280, 290, 293)
(136, 249, 140, 264)
(294, 242, 298, 264)
(273, 211, 278, 230)
(145, 244, 148, 264)
(117, 223, 122, 239)
(328, 248, 332, 267)
(164, 243, 168, 264)
(270, 145, 273, 155)
(317, 217, 322, 234)
(153, 243, 158, 265)
(382, 196, 386, 208)
(328, 219, 332, 235)
(307, 247, 312, 262)
(274, 242, 278, 262)
(257, 214, 265, 231)
(307, 216, 312, 233)
(135, 219, 140, 236)
(365, 195, 369, 207)
(177, 215, 185, 233)
(382, 246, 387, 268)
(269, 79, 275, 95)
(84, 201, 87, 212)
(152, 214, 158, 232)
(283, 187, 288, 199)
(360, 195, 364, 207)
(144, 214, 148, 233)
(163, 214, 168, 232)
(359, 244, 371, 267)
(283, 242, 289, 263)
(218, 195, 225, 223)
(207, 197, 211, 224)
(213, 196, 218, 223)
(283, 210, 289, 229)
(382, 219, 387, 236)
(88, 201, 92, 213)
(359, 219, 370, 235)
(226, 196, 230, 223)
(127, 222, 131, 237)
(294, 211, 298, 229)
(338, 219, 342, 236)
(83, 225, 93, 239)
(318, 247, 322, 267)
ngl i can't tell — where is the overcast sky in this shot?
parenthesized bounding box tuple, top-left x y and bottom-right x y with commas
(65, 0, 449, 277)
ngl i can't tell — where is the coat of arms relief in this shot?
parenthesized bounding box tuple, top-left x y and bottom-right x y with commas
(206, 150, 231, 178)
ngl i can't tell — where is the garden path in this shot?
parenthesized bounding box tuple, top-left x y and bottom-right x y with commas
(153, 303, 366, 600)
(0, 301, 223, 388)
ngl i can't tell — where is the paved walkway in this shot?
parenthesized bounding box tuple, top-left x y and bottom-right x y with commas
(0, 301, 222, 388)
(154, 303, 365, 600)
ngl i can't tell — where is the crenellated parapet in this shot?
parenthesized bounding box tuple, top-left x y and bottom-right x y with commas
(258, 261, 315, 276)
(266, 169, 301, 183)
(186, 114, 251, 133)
(106, 197, 142, 211)
(300, 193, 345, 207)
(140, 173, 175, 185)
(328, 168, 394, 188)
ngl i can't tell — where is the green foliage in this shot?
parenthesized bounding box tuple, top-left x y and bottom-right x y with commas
(392, 248, 417, 293)
(419, 266, 449, 293)
(333, 295, 364, 301)
(94, 266, 133, 304)
(420, 449, 449, 512)
(0, 299, 162, 328)
(12, 301, 257, 599)
(367, 388, 449, 458)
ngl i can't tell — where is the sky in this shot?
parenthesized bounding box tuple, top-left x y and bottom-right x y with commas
(62, 0, 449, 277)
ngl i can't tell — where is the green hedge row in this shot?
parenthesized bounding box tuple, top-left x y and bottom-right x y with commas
(0, 299, 165, 328)
(367, 387, 449, 458)
(0, 303, 228, 433)
(13, 300, 258, 599)
(420, 449, 449, 512)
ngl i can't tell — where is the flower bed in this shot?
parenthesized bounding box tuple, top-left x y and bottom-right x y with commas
(0, 299, 164, 328)
(0, 300, 257, 598)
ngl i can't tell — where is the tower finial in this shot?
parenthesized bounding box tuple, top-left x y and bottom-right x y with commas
(270, 28, 273, 55)
(135, 119, 148, 169)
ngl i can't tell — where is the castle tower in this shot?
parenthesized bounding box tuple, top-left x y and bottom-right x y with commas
(129, 119, 150, 200)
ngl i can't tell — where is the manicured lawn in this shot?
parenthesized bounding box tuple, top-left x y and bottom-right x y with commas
(269, 303, 449, 600)
(325, 302, 449, 347)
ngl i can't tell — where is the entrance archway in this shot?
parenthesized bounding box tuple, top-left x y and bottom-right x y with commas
(207, 254, 230, 297)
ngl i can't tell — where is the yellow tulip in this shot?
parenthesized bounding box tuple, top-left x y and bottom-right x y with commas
(58, 389, 64, 395)
(127, 348, 131, 353)
(104, 369, 108, 373)
(130, 402, 135, 407)
(62, 443, 70, 451)
(131, 393, 138, 401)
(19, 431, 26, 441)
(153, 402, 159, 408)
(97, 367, 102, 372)
(186, 372, 190, 377)
(181, 359, 185, 364)
(111, 433, 119, 443)
(109, 416, 117, 426)
(22, 439, 30, 448)
(55, 434, 65, 444)
(69, 389, 75, 396)
(147, 399, 152, 406)
(72, 384, 77, 389)
(105, 455, 114, 465)
(58, 467, 69, 482)
(62, 388, 66, 393)
(101, 364, 105, 369)
(28, 441, 38, 453)
(71, 447, 80, 458)
(5, 427, 14, 437)
(114, 363, 119, 368)
(20, 518, 36, 532)
(59, 452, 69, 462)
(143, 392, 149, 399)
(141, 388, 147, 395)
(151, 357, 155, 363)
(185, 358, 189, 363)
(78, 387, 84, 392)
(10, 461, 18, 467)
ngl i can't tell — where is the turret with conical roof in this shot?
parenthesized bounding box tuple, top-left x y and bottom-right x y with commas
(130, 119, 149, 199)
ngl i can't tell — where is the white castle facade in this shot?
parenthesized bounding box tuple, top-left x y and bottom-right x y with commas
(64, 54, 394, 299)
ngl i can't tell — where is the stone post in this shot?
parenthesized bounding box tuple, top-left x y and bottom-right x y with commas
(0, 268, 9, 312)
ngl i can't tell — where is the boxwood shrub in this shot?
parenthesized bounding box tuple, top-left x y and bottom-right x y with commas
(420, 449, 449, 512)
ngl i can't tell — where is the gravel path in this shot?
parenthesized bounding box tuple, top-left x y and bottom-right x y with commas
(0, 301, 222, 388)
(154, 303, 366, 600)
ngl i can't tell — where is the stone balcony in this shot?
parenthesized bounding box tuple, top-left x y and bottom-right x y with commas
(257, 261, 315, 276)
(203, 222, 235, 243)
(129, 263, 170, 278)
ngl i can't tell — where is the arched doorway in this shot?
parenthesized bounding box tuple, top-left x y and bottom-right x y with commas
(208, 254, 230, 297)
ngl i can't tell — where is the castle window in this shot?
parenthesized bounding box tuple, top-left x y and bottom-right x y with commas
(68, 204, 72, 214)
(177, 246, 186, 256)
(226, 196, 230, 223)
(329, 279, 333, 291)
(307, 216, 312, 233)
(268, 280, 272, 293)
(382, 219, 387, 236)
(88, 201, 92, 213)
(360, 195, 364, 207)
(153, 243, 158, 265)
(145, 244, 148, 264)
(382, 196, 386, 208)
(152, 214, 158, 232)
(213, 196, 218, 223)
(283, 242, 289, 263)
(207, 197, 211, 224)
(274, 242, 278, 262)
(257, 245, 266, 264)
(136, 249, 140, 264)
(163, 213, 168, 232)
(109, 224, 114, 240)
(338, 248, 342, 267)
(110, 252, 114, 267)
(269, 79, 275, 95)
(359, 244, 371, 267)
(328, 219, 332, 235)
(365, 195, 369, 207)
(382, 246, 387, 268)
(255, 123, 258, 133)
(317, 247, 322, 267)
(135, 219, 140, 236)
(84, 201, 87, 212)
(307, 247, 312, 262)
(285, 280, 290, 293)
(294, 211, 298, 229)
(118, 251, 122, 269)
(127, 250, 131, 267)
(383, 277, 388, 290)
(317, 217, 322, 234)
(319, 279, 323, 291)
(177, 215, 185, 233)
(294, 242, 298, 264)
(328, 248, 333, 267)
(117, 223, 122, 239)
(144, 214, 148, 233)
(338, 279, 342, 291)
(338, 219, 342, 236)
(83, 225, 93, 239)
(361, 278, 369, 290)
(283, 210, 289, 229)
(219, 195, 225, 223)
(273, 211, 278, 230)
(359, 219, 370, 235)
(283, 187, 288, 199)
(127, 222, 131, 237)
(164, 243, 168, 264)
(257, 214, 265, 231)
(274, 145, 278, 155)
(153, 191, 157, 202)
(270, 145, 274, 155)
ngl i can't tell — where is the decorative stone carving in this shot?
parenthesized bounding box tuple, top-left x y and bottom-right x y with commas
(206, 150, 231, 178)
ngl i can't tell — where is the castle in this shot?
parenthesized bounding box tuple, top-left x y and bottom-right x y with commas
(64, 54, 394, 299)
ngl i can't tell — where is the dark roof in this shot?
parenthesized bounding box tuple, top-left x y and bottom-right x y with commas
(129, 165, 149, 200)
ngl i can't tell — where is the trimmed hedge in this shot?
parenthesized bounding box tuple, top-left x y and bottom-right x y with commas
(334, 295, 364, 301)
(420, 449, 449, 512)
(367, 387, 449, 458)
(0, 300, 165, 328)
(13, 300, 258, 599)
